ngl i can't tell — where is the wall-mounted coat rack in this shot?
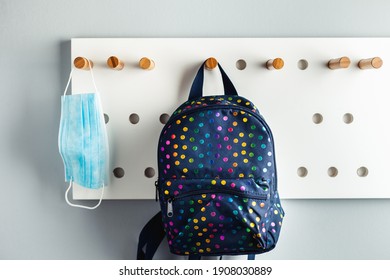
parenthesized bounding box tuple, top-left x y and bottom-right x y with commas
(70, 38, 389, 200)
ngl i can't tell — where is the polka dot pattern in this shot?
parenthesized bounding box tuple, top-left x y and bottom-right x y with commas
(157, 95, 284, 256)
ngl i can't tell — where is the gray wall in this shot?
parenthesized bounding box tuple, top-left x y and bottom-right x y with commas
(1, 0, 389, 259)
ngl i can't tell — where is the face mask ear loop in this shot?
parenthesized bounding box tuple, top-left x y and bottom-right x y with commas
(65, 181, 105, 210)
(88, 60, 99, 95)
(63, 69, 73, 97)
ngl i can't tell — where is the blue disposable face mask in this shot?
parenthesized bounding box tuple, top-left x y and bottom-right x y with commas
(58, 65, 109, 209)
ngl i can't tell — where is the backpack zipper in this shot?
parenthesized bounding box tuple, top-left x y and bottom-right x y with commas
(165, 187, 268, 218)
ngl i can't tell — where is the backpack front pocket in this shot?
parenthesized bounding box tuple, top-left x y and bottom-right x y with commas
(159, 178, 274, 256)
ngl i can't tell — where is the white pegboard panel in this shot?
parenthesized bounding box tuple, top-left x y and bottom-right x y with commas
(70, 38, 390, 199)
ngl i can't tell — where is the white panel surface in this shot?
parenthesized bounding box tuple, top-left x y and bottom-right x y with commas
(70, 38, 390, 199)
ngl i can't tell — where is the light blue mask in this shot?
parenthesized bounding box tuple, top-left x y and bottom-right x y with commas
(58, 68, 109, 209)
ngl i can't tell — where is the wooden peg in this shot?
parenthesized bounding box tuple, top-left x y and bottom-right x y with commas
(73, 57, 93, 70)
(205, 57, 218, 70)
(107, 56, 124, 70)
(328, 57, 350, 70)
(266, 58, 284, 70)
(139, 57, 155, 70)
(358, 57, 383, 70)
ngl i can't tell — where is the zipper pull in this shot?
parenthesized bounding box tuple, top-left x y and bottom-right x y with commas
(167, 199, 173, 217)
(256, 178, 270, 190)
(155, 181, 159, 202)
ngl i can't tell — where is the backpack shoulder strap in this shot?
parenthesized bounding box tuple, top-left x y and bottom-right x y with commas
(137, 211, 165, 260)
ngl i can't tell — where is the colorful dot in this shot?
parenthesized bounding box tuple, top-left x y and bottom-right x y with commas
(228, 128, 233, 132)
(175, 161, 180, 165)
(176, 120, 181, 125)
(239, 132, 244, 137)
(232, 121, 238, 127)
(217, 126, 222, 131)
(183, 168, 188, 173)
(183, 127, 188, 132)
(243, 117, 248, 122)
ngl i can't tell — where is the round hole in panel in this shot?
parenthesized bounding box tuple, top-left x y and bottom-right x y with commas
(113, 167, 125, 178)
(312, 113, 323, 124)
(327, 167, 338, 177)
(297, 167, 308, 177)
(298, 59, 309, 70)
(357, 166, 369, 177)
(144, 167, 156, 178)
(104, 113, 109, 124)
(129, 113, 140, 124)
(236, 59, 247, 70)
(159, 113, 170, 124)
(343, 113, 354, 124)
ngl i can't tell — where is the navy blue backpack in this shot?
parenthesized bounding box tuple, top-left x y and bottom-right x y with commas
(137, 61, 284, 259)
